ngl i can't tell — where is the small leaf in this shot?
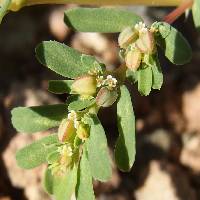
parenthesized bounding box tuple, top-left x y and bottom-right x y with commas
(11, 104, 68, 133)
(46, 151, 60, 164)
(68, 98, 95, 111)
(76, 146, 95, 200)
(53, 165, 77, 200)
(154, 22, 192, 65)
(115, 85, 136, 171)
(143, 54, 163, 90)
(35, 41, 99, 79)
(16, 134, 58, 169)
(192, 0, 200, 31)
(96, 87, 118, 108)
(151, 57, 163, 90)
(64, 7, 142, 33)
(138, 65, 152, 96)
(86, 115, 112, 181)
(48, 80, 73, 94)
(43, 168, 54, 194)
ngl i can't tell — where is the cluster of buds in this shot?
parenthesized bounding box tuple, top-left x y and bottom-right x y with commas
(49, 143, 74, 175)
(71, 66, 119, 108)
(118, 22, 155, 72)
(96, 75, 117, 90)
(48, 110, 90, 175)
(58, 110, 89, 143)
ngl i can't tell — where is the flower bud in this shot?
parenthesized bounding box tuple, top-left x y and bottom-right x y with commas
(58, 119, 76, 142)
(136, 31, 155, 54)
(118, 27, 138, 48)
(71, 75, 97, 96)
(96, 87, 118, 107)
(76, 123, 89, 141)
(125, 49, 142, 71)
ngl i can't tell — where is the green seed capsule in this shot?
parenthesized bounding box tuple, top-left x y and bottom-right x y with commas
(71, 75, 97, 96)
(136, 31, 155, 54)
(118, 27, 138, 48)
(58, 119, 76, 142)
(96, 87, 118, 107)
(125, 49, 142, 71)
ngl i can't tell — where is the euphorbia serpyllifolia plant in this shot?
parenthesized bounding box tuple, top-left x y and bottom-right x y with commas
(11, 6, 194, 200)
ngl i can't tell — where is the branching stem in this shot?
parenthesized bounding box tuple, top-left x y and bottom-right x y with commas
(164, 0, 193, 24)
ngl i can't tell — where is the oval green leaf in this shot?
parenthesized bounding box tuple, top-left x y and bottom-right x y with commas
(86, 115, 112, 181)
(53, 165, 77, 200)
(155, 22, 192, 65)
(64, 7, 142, 33)
(68, 98, 95, 111)
(76, 146, 95, 200)
(11, 104, 68, 133)
(48, 80, 73, 94)
(35, 41, 100, 79)
(138, 65, 152, 96)
(43, 168, 54, 194)
(16, 134, 58, 169)
(143, 54, 163, 90)
(115, 85, 136, 172)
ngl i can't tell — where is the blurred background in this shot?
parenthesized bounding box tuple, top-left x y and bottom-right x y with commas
(0, 4, 200, 200)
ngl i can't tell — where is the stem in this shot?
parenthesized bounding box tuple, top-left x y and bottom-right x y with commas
(164, 0, 193, 24)
(25, 0, 182, 7)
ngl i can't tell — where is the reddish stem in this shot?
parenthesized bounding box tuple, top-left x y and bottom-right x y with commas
(164, 0, 194, 24)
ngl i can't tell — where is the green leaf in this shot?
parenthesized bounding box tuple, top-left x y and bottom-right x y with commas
(192, 0, 200, 31)
(46, 151, 60, 164)
(64, 7, 142, 33)
(68, 98, 95, 111)
(115, 85, 136, 171)
(154, 22, 192, 65)
(53, 165, 77, 200)
(138, 65, 152, 96)
(76, 146, 95, 200)
(143, 54, 163, 90)
(86, 115, 112, 181)
(48, 80, 73, 94)
(43, 168, 54, 194)
(16, 134, 58, 169)
(11, 104, 68, 133)
(35, 41, 100, 79)
(0, 0, 11, 23)
(151, 57, 163, 90)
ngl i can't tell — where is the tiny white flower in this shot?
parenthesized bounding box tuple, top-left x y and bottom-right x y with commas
(135, 22, 148, 33)
(105, 75, 117, 88)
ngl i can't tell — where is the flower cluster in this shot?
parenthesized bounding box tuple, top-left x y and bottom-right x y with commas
(48, 66, 120, 175)
(48, 110, 90, 175)
(118, 22, 156, 72)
